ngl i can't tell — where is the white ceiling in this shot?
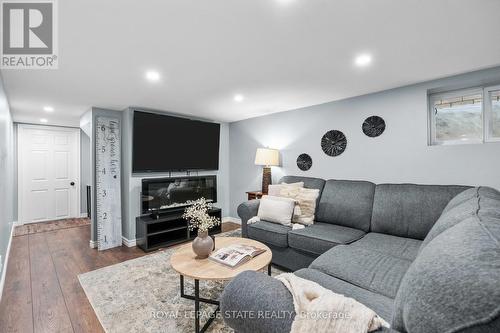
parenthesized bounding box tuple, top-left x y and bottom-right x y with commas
(2, 0, 500, 127)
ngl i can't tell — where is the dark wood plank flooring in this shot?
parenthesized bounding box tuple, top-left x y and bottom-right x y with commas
(0, 222, 240, 333)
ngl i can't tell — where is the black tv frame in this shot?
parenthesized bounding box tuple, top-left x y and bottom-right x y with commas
(132, 110, 220, 173)
(141, 175, 218, 215)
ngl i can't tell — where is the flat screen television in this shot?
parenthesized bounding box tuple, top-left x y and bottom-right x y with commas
(133, 111, 220, 172)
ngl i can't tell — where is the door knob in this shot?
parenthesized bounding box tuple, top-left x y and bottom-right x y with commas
(70, 182, 75, 186)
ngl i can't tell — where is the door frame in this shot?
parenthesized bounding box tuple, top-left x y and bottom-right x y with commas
(17, 124, 81, 224)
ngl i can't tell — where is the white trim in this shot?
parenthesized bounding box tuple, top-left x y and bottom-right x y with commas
(12, 221, 23, 227)
(484, 84, 500, 143)
(18, 125, 24, 224)
(0, 223, 15, 303)
(76, 128, 81, 219)
(122, 236, 137, 247)
(223, 216, 241, 225)
(89, 240, 97, 249)
(80, 213, 89, 218)
(430, 138, 483, 146)
(18, 124, 81, 224)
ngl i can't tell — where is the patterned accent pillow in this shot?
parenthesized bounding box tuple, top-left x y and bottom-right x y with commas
(267, 182, 304, 196)
(279, 187, 320, 225)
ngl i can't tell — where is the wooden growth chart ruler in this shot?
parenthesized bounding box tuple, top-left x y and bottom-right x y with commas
(95, 116, 122, 250)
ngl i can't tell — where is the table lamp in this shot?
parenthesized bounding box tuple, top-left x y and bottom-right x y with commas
(254, 148, 280, 194)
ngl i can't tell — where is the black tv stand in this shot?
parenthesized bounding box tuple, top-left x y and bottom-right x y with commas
(136, 207, 222, 252)
(149, 210, 161, 220)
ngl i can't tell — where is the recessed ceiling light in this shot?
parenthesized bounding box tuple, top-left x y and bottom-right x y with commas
(234, 94, 244, 102)
(145, 70, 160, 82)
(40, 118, 48, 123)
(354, 54, 372, 67)
(43, 106, 54, 112)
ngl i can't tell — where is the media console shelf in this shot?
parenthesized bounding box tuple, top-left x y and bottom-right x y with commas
(136, 207, 222, 252)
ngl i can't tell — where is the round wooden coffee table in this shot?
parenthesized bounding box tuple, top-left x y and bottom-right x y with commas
(171, 237, 272, 333)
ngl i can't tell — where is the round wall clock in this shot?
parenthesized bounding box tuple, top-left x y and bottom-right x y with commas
(321, 130, 347, 156)
(296, 153, 312, 171)
(362, 116, 386, 137)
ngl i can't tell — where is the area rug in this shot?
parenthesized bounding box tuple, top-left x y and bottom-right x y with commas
(14, 217, 90, 236)
(78, 230, 284, 333)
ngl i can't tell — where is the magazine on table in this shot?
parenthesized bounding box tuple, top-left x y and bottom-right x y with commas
(209, 244, 266, 267)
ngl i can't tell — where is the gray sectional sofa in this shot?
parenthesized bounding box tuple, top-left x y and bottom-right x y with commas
(220, 176, 500, 333)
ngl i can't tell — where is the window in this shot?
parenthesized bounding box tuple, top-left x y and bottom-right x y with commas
(485, 86, 500, 141)
(429, 85, 500, 145)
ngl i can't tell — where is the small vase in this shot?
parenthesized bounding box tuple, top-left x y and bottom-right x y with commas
(192, 230, 214, 259)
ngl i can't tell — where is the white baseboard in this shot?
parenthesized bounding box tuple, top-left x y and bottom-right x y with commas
(12, 221, 23, 227)
(122, 236, 136, 247)
(223, 216, 241, 225)
(80, 213, 89, 218)
(0, 223, 15, 303)
(90, 238, 137, 248)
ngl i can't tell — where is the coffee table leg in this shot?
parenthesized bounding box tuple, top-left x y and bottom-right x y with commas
(180, 275, 185, 297)
(195, 279, 200, 333)
(268, 264, 272, 276)
(179, 275, 219, 333)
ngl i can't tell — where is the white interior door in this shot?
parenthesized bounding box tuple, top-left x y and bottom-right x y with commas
(18, 124, 80, 224)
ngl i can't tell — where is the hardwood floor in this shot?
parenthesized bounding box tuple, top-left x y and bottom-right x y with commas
(0, 222, 240, 333)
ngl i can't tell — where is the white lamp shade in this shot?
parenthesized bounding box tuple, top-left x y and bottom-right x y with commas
(255, 148, 280, 166)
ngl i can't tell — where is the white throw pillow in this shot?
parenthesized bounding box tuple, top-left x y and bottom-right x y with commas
(257, 195, 296, 226)
(268, 182, 304, 196)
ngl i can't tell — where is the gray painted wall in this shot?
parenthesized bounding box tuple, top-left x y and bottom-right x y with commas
(0, 76, 14, 279)
(228, 66, 500, 216)
(121, 108, 230, 241)
(81, 107, 231, 242)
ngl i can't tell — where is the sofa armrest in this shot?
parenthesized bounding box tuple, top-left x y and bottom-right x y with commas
(221, 271, 400, 333)
(220, 271, 294, 333)
(237, 199, 260, 237)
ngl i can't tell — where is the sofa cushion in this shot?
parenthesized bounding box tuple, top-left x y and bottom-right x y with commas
(315, 180, 375, 232)
(392, 213, 500, 333)
(288, 223, 365, 255)
(440, 186, 479, 215)
(247, 220, 291, 248)
(351, 232, 422, 261)
(294, 268, 394, 322)
(371, 184, 470, 240)
(420, 187, 500, 252)
(310, 245, 411, 298)
(419, 188, 479, 251)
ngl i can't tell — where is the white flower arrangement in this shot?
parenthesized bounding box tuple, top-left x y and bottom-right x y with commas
(182, 197, 221, 233)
